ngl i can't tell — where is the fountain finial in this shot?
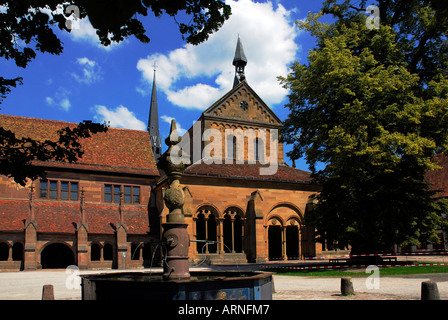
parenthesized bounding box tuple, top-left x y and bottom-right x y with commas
(159, 119, 190, 279)
(159, 119, 190, 223)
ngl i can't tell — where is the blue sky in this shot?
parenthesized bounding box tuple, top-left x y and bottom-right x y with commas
(1, 0, 326, 171)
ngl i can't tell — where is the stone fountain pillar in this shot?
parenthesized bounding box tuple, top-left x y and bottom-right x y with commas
(159, 120, 190, 280)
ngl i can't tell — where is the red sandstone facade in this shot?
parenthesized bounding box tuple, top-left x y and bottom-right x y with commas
(156, 81, 322, 264)
(0, 77, 325, 271)
(0, 115, 159, 270)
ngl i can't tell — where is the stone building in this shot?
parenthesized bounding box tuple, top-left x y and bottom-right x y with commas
(0, 115, 160, 270)
(155, 37, 322, 264)
(0, 37, 323, 271)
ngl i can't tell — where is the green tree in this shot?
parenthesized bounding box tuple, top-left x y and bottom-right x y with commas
(0, 0, 230, 186)
(280, 1, 448, 254)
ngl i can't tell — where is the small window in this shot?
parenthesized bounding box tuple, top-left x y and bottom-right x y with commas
(49, 181, 58, 199)
(40, 181, 48, 198)
(105, 185, 112, 202)
(133, 187, 140, 204)
(113, 186, 121, 203)
(105, 184, 122, 203)
(124, 186, 132, 203)
(61, 182, 69, 200)
(70, 182, 78, 201)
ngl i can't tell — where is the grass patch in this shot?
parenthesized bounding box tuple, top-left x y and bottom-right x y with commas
(266, 262, 448, 277)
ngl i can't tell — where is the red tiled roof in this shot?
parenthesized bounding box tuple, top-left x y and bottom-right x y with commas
(183, 161, 313, 183)
(0, 114, 159, 176)
(425, 153, 448, 198)
(0, 200, 149, 234)
(0, 200, 29, 231)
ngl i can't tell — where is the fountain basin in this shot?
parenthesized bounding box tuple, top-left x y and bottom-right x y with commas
(81, 270, 273, 300)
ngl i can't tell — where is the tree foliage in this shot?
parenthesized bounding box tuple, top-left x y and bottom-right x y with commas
(280, 0, 448, 253)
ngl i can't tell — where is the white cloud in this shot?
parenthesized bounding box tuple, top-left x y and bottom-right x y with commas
(136, 0, 300, 110)
(94, 105, 146, 131)
(71, 57, 101, 84)
(68, 17, 125, 51)
(45, 88, 71, 111)
(160, 115, 187, 136)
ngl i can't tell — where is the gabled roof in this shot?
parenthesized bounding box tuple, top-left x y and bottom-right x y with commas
(0, 114, 159, 176)
(203, 80, 282, 126)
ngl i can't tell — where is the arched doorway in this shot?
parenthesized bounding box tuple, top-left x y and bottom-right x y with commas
(266, 204, 304, 260)
(286, 225, 299, 259)
(268, 225, 282, 260)
(41, 243, 75, 269)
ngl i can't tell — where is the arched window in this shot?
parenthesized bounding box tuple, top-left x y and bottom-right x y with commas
(91, 243, 101, 261)
(131, 243, 141, 260)
(223, 207, 245, 254)
(195, 206, 218, 254)
(103, 243, 113, 261)
(207, 213, 217, 253)
(255, 138, 265, 163)
(196, 212, 206, 253)
(226, 135, 237, 160)
(223, 213, 232, 253)
(0, 242, 9, 261)
(12, 242, 23, 261)
(142, 242, 152, 260)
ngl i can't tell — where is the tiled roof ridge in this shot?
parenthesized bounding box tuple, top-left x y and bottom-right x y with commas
(0, 113, 147, 133)
(183, 160, 314, 184)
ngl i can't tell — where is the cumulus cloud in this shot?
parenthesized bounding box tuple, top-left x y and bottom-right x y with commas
(93, 105, 146, 131)
(45, 88, 71, 111)
(136, 0, 300, 110)
(71, 57, 102, 84)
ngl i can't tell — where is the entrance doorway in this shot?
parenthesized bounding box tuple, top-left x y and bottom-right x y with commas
(268, 226, 282, 260)
(41, 243, 75, 269)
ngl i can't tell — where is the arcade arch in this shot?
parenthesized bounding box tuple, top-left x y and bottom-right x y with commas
(266, 203, 304, 260)
(40, 242, 75, 269)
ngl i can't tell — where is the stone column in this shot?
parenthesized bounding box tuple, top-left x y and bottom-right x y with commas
(77, 189, 89, 270)
(24, 222, 37, 270)
(231, 216, 235, 253)
(282, 226, 287, 261)
(217, 218, 224, 254)
(24, 185, 37, 270)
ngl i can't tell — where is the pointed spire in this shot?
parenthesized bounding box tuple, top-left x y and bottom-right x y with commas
(148, 64, 162, 162)
(233, 35, 247, 87)
(233, 36, 247, 65)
